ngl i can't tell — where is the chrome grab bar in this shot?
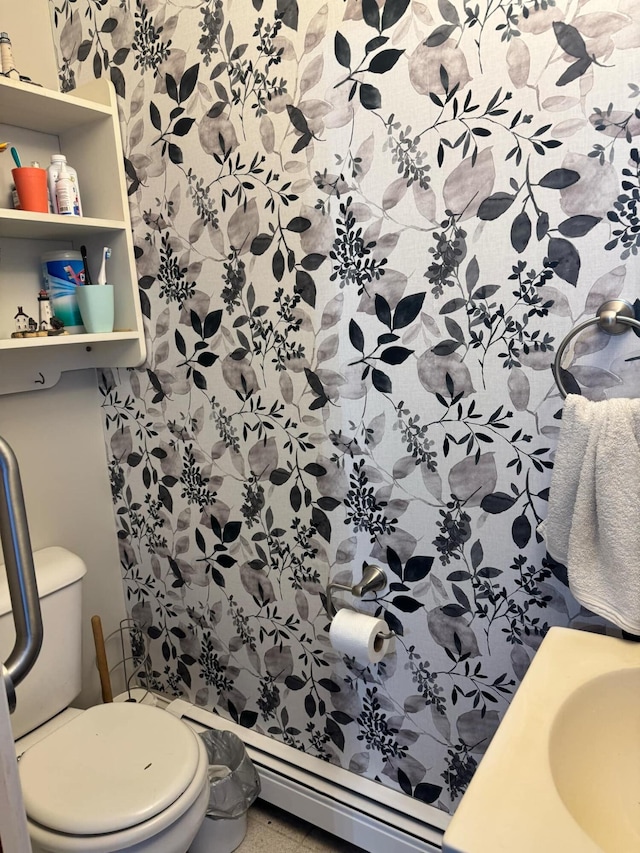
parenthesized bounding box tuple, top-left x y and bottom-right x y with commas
(0, 435, 42, 711)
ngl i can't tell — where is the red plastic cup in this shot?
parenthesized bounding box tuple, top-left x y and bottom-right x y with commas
(12, 167, 48, 213)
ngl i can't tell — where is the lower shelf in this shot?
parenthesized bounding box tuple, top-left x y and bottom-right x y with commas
(0, 330, 140, 350)
(0, 332, 145, 395)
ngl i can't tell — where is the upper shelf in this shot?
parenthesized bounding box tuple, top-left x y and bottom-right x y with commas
(0, 76, 112, 134)
(0, 208, 129, 240)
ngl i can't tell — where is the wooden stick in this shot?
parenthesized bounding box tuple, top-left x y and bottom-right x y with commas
(91, 615, 113, 703)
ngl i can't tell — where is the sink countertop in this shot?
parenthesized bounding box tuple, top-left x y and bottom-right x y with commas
(442, 627, 640, 853)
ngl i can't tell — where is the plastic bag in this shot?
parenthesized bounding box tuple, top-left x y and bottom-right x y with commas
(199, 729, 261, 819)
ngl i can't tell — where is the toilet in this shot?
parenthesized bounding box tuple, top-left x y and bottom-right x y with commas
(0, 547, 209, 853)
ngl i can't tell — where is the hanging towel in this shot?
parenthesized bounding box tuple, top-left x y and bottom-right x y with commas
(538, 394, 640, 635)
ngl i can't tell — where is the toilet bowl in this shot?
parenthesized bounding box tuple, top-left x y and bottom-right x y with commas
(17, 702, 209, 853)
(1, 548, 210, 852)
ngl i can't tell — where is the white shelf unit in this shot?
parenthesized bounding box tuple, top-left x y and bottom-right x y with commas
(0, 76, 145, 395)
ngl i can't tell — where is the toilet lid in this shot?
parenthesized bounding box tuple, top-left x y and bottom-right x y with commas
(19, 703, 201, 835)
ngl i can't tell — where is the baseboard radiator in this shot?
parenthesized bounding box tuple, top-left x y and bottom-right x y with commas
(163, 697, 447, 853)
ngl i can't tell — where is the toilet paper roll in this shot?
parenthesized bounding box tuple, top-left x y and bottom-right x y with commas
(329, 608, 392, 664)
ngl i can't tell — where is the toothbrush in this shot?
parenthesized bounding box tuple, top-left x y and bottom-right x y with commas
(80, 245, 93, 285)
(97, 247, 111, 285)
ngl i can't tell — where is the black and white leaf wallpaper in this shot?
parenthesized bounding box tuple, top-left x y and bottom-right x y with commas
(50, 0, 640, 813)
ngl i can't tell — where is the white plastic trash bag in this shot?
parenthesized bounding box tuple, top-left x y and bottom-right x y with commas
(199, 729, 261, 819)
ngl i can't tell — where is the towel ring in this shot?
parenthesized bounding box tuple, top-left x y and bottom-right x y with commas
(552, 299, 640, 399)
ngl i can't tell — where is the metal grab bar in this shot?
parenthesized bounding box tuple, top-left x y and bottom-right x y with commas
(0, 435, 42, 711)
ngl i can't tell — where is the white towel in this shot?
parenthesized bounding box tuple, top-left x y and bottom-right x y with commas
(538, 394, 640, 634)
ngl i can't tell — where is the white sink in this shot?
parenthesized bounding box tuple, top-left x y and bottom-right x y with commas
(442, 627, 640, 853)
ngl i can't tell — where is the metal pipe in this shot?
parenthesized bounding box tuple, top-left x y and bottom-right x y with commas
(0, 435, 42, 710)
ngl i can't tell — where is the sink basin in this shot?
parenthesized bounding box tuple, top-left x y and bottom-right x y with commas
(443, 627, 640, 853)
(550, 668, 640, 852)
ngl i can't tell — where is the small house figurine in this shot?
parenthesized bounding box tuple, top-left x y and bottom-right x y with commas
(12, 306, 46, 338)
(14, 305, 30, 332)
(13, 306, 33, 335)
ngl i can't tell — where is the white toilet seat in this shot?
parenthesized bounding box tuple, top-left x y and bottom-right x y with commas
(20, 704, 209, 853)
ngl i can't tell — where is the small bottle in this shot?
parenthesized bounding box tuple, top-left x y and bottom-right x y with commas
(48, 154, 82, 216)
(55, 161, 75, 216)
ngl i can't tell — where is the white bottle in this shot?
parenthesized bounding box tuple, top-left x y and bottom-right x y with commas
(48, 154, 82, 216)
(55, 161, 75, 216)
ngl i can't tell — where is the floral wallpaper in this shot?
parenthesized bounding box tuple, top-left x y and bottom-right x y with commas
(51, 0, 640, 814)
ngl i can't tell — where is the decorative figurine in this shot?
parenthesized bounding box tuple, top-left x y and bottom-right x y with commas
(48, 316, 66, 335)
(12, 303, 66, 338)
(0, 32, 41, 85)
(38, 289, 53, 330)
(13, 306, 33, 335)
(0, 32, 20, 80)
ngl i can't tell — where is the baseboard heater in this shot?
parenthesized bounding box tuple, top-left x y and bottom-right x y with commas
(163, 697, 447, 853)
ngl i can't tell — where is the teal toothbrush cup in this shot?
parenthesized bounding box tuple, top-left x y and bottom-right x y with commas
(76, 285, 115, 334)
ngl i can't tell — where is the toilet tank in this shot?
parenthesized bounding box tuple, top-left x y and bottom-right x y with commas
(0, 546, 87, 739)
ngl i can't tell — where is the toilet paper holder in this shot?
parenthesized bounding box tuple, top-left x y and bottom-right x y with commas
(326, 564, 395, 639)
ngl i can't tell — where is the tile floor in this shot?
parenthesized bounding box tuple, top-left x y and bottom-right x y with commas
(236, 799, 368, 853)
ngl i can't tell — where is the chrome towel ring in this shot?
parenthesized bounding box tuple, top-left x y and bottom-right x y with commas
(552, 299, 640, 398)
